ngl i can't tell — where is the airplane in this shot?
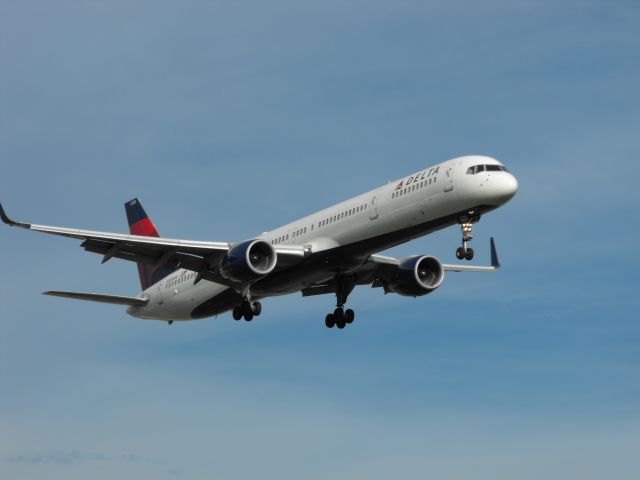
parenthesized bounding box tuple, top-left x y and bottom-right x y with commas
(1, 155, 517, 329)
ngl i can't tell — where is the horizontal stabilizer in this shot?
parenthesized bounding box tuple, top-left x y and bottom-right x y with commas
(43, 291, 148, 307)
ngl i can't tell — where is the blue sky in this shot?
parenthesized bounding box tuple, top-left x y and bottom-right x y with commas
(1, 1, 639, 478)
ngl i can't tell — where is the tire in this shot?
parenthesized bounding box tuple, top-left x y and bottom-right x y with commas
(336, 319, 346, 329)
(334, 308, 344, 322)
(465, 248, 474, 261)
(232, 306, 242, 321)
(252, 301, 262, 316)
(456, 247, 465, 260)
(345, 309, 355, 324)
(241, 302, 254, 321)
(325, 314, 335, 328)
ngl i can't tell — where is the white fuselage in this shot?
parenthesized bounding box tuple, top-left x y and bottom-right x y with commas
(129, 155, 518, 321)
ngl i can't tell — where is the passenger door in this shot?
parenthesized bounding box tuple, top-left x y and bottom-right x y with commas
(444, 167, 454, 192)
(369, 195, 379, 220)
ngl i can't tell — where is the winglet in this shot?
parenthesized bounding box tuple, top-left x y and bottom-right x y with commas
(0, 202, 30, 228)
(490, 237, 500, 269)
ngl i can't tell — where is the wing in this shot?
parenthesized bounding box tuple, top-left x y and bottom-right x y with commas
(369, 237, 500, 274)
(301, 238, 500, 297)
(1, 202, 305, 286)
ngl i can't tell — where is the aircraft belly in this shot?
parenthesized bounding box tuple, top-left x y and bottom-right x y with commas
(191, 287, 242, 319)
(135, 280, 229, 321)
(252, 264, 339, 296)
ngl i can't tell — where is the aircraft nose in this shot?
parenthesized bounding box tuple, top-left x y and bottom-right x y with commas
(493, 172, 518, 205)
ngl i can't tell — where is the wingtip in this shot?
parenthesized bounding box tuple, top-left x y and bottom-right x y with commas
(490, 237, 501, 269)
(0, 202, 31, 228)
(0, 202, 16, 226)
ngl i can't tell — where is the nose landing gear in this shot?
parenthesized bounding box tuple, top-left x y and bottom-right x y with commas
(456, 213, 480, 261)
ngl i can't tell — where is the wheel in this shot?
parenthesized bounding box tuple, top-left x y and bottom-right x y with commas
(232, 306, 242, 321)
(334, 308, 344, 322)
(325, 314, 335, 328)
(336, 318, 346, 329)
(252, 301, 262, 316)
(345, 309, 355, 324)
(465, 248, 474, 261)
(241, 302, 254, 321)
(456, 247, 465, 260)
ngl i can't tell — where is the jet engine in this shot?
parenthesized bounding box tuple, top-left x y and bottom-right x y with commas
(219, 239, 277, 283)
(386, 256, 444, 297)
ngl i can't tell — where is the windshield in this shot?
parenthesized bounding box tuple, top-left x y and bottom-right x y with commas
(466, 164, 508, 174)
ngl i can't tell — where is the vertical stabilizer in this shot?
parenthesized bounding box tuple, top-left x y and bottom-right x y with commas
(125, 198, 177, 290)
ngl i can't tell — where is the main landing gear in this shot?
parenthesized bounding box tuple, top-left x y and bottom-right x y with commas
(325, 275, 356, 329)
(232, 300, 262, 322)
(456, 213, 481, 261)
(325, 307, 355, 329)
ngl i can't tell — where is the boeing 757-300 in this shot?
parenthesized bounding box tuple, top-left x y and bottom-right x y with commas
(1, 155, 517, 329)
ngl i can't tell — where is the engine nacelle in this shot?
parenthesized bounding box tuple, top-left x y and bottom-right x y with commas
(219, 239, 277, 283)
(387, 256, 445, 297)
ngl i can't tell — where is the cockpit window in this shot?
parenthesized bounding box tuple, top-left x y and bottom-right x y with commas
(466, 164, 508, 174)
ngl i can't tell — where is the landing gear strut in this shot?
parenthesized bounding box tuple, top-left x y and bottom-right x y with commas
(325, 275, 356, 329)
(233, 300, 262, 322)
(456, 213, 480, 261)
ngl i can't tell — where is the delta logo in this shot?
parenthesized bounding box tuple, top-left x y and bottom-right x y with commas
(394, 166, 440, 191)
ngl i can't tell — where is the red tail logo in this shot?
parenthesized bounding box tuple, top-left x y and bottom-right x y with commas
(125, 198, 176, 290)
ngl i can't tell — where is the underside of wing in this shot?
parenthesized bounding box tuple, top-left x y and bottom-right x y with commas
(302, 238, 501, 297)
(43, 291, 149, 307)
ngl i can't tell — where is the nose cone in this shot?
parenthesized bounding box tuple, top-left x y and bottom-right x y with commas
(492, 173, 518, 205)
